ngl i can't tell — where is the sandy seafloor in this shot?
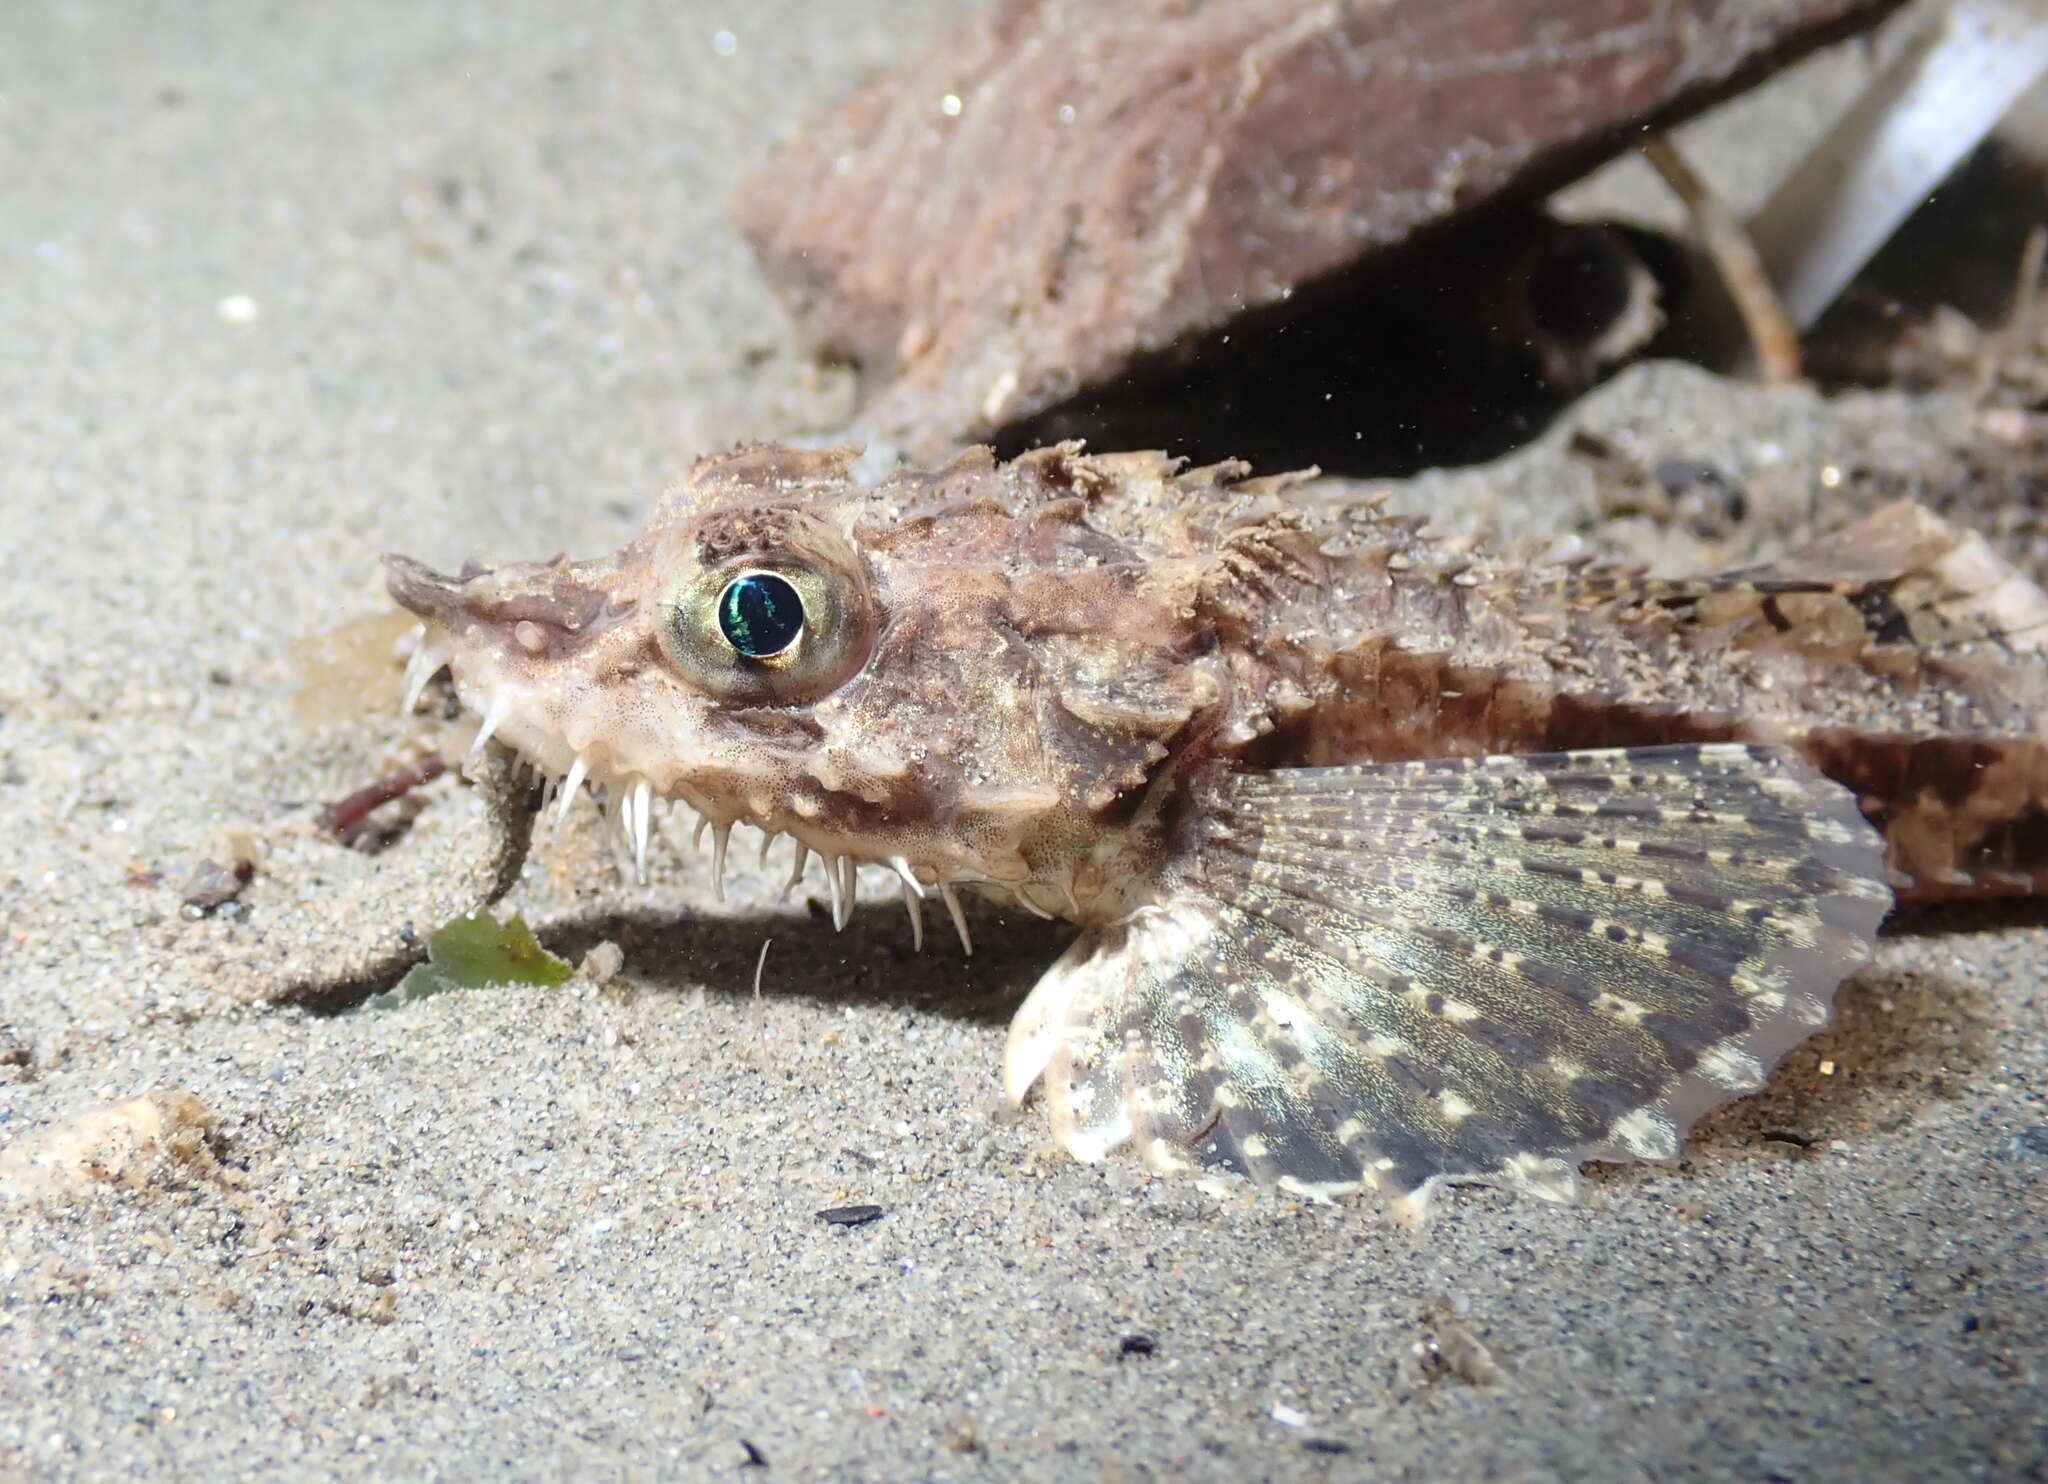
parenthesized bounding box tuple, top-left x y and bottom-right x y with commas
(1, 3, 2044, 1480)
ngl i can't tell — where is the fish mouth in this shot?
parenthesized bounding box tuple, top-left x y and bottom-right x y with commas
(530, 762, 987, 957)
(396, 659, 987, 954)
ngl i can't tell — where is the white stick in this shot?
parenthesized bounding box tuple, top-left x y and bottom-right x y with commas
(1749, 0, 2048, 327)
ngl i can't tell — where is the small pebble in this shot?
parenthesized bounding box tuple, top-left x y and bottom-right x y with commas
(179, 857, 252, 911)
(579, 940, 625, 984)
(816, 1204, 884, 1228)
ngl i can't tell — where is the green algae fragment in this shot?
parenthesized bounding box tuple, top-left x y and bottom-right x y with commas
(364, 911, 571, 1010)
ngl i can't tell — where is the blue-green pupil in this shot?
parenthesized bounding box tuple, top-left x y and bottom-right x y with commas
(717, 572, 804, 658)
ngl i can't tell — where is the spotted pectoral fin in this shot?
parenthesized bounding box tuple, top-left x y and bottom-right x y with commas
(1004, 744, 1892, 1220)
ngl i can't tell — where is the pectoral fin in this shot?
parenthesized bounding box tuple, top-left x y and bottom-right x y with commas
(1005, 744, 1891, 1220)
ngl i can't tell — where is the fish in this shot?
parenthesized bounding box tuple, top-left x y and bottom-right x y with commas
(384, 442, 2048, 1220)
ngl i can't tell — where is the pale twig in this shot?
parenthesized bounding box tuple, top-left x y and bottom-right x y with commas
(1642, 134, 1802, 385)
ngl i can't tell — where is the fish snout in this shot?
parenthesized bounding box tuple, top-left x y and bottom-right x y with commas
(384, 552, 633, 666)
(382, 553, 471, 624)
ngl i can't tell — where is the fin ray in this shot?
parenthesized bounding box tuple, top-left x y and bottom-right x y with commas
(1006, 743, 1890, 1216)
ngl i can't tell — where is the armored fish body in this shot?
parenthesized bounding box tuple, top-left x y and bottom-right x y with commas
(386, 444, 2048, 1218)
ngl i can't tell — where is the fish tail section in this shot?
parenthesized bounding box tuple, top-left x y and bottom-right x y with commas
(1718, 501, 2048, 896)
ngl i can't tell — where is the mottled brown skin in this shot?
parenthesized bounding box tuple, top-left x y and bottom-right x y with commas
(386, 444, 2042, 1215)
(1189, 479, 2048, 898)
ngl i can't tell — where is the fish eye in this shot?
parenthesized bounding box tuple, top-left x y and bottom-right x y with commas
(717, 571, 805, 657)
(658, 546, 873, 705)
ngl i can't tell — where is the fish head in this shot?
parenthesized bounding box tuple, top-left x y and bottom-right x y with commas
(384, 444, 1226, 902)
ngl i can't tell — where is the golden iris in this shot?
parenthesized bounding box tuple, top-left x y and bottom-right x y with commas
(658, 554, 872, 705)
